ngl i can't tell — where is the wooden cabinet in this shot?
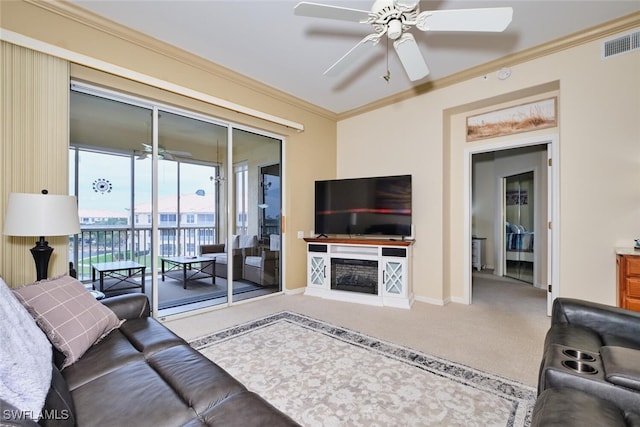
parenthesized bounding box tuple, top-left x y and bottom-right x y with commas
(617, 249, 640, 312)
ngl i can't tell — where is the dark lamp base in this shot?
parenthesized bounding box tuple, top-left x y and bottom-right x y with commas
(30, 236, 53, 281)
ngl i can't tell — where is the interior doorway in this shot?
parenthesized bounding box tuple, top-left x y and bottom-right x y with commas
(465, 134, 558, 315)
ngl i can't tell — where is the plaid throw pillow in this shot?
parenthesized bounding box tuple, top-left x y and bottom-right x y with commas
(13, 275, 124, 369)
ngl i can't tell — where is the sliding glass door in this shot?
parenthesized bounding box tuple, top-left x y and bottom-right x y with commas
(69, 90, 153, 302)
(154, 110, 227, 311)
(232, 129, 282, 296)
(69, 83, 283, 315)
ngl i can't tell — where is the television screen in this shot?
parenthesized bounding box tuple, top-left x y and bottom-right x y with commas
(315, 175, 412, 237)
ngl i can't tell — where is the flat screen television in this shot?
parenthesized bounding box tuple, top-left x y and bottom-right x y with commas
(315, 174, 412, 237)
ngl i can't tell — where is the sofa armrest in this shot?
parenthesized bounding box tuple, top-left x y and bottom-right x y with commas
(101, 294, 150, 319)
(552, 298, 640, 346)
(200, 244, 224, 255)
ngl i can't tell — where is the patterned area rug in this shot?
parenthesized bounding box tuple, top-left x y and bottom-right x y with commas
(190, 312, 536, 426)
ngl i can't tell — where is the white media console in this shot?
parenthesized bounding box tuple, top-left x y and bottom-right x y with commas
(303, 238, 414, 309)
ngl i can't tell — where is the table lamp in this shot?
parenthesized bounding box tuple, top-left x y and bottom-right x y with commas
(3, 191, 81, 281)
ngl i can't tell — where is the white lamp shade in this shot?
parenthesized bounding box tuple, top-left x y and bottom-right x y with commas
(3, 193, 81, 237)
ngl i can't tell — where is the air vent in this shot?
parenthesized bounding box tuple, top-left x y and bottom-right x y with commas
(602, 29, 640, 59)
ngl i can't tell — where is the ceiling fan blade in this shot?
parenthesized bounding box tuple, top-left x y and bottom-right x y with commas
(141, 143, 190, 158)
(415, 7, 513, 32)
(165, 149, 192, 157)
(294, 2, 372, 23)
(393, 33, 429, 81)
(324, 33, 381, 77)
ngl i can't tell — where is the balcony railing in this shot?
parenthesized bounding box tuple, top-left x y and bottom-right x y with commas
(71, 225, 216, 281)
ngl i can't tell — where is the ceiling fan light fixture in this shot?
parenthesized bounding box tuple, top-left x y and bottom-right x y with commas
(387, 19, 403, 40)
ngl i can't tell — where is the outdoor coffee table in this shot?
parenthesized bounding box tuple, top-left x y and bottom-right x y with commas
(161, 256, 215, 289)
(91, 261, 146, 293)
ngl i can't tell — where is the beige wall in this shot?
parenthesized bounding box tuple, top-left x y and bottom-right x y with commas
(0, 0, 337, 289)
(338, 23, 640, 306)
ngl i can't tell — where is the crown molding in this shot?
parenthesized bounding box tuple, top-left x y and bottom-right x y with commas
(338, 11, 640, 121)
(24, 0, 338, 122)
(20, 1, 639, 122)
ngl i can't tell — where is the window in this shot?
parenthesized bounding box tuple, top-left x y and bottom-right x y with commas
(198, 214, 214, 224)
(160, 213, 177, 223)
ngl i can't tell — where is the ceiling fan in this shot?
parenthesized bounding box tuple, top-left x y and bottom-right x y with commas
(294, 0, 513, 81)
(138, 143, 192, 161)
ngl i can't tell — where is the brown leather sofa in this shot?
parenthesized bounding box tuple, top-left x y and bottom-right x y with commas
(1, 293, 298, 427)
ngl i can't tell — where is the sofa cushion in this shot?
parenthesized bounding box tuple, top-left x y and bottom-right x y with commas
(601, 346, 640, 392)
(215, 254, 228, 265)
(224, 235, 240, 252)
(0, 276, 52, 419)
(245, 255, 262, 268)
(119, 316, 186, 354)
(61, 329, 145, 390)
(182, 390, 300, 427)
(239, 234, 258, 249)
(147, 345, 247, 414)
(62, 317, 185, 390)
(70, 360, 197, 427)
(602, 334, 640, 350)
(13, 275, 124, 369)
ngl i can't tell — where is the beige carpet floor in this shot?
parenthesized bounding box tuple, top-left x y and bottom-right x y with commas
(165, 271, 550, 386)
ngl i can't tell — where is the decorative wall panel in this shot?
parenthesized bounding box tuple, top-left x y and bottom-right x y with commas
(1, 41, 70, 286)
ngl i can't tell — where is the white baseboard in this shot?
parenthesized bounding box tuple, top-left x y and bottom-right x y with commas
(414, 295, 448, 306)
(284, 286, 306, 295)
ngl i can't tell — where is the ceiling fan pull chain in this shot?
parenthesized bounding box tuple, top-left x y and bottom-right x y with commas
(383, 37, 391, 82)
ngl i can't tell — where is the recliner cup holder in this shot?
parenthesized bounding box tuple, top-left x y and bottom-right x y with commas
(561, 359, 598, 374)
(562, 349, 596, 362)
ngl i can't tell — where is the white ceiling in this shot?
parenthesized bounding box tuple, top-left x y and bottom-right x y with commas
(70, 0, 640, 114)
